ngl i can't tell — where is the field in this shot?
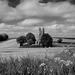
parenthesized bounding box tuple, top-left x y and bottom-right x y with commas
(0, 39, 75, 75)
(0, 38, 74, 59)
(0, 39, 66, 59)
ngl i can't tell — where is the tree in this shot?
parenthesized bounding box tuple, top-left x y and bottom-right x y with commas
(16, 36, 26, 47)
(2, 34, 9, 41)
(40, 33, 53, 47)
(0, 34, 9, 41)
(57, 38, 62, 43)
(0, 34, 4, 41)
(26, 33, 36, 45)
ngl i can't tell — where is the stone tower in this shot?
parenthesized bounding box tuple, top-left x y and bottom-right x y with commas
(38, 27, 45, 45)
(39, 27, 42, 41)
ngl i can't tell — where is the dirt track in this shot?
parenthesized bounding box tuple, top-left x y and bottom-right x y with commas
(0, 39, 66, 59)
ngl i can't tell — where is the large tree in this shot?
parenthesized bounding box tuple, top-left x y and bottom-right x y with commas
(16, 36, 26, 47)
(0, 34, 9, 41)
(40, 33, 53, 47)
(2, 34, 9, 41)
(26, 33, 36, 45)
(0, 34, 4, 41)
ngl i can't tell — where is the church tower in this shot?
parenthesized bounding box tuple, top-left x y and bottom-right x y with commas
(39, 27, 42, 41)
(38, 27, 45, 45)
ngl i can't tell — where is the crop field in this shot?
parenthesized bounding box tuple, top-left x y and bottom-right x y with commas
(0, 39, 68, 59)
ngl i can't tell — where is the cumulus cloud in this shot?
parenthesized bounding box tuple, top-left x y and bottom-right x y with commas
(18, 19, 43, 26)
(17, 0, 75, 18)
(0, 0, 75, 37)
(0, 23, 11, 29)
(66, 18, 75, 22)
(0, 23, 25, 30)
(43, 21, 75, 34)
(0, 0, 75, 23)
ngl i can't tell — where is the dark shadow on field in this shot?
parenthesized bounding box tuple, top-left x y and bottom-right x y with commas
(20, 45, 44, 48)
(19, 42, 75, 48)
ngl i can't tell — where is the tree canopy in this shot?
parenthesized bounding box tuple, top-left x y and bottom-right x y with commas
(26, 33, 36, 44)
(0, 34, 9, 41)
(16, 36, 26, 47)
(40, 33, 53, 47)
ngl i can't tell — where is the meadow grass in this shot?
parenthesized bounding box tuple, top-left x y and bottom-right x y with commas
(0, 48, 75, 75)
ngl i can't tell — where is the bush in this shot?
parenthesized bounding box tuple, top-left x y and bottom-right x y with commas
(16, 36, 26, 47)
(26, 33, 36, 45)
(40, 33, 53, 47)
(57, 38, 62, 43)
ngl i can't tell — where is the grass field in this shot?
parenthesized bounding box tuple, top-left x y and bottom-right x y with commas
(0, 39, 75, 59)
(0, 39, 67, 59)
(0, 39, 75, 75)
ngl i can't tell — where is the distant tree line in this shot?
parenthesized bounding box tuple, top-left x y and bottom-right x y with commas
(39, 0, 75, 4)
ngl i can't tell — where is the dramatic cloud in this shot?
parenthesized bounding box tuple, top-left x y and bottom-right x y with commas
(0, 0, 75, 37)
(0, 0, 75, 23)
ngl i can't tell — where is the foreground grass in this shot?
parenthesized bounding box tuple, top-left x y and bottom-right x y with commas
(0, 48, 75, 75)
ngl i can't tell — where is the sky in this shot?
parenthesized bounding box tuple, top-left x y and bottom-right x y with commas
(0, 0, 75, 38)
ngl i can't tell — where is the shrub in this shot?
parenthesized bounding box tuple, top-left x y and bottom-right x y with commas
(40, 33, 53, 47)
(16, 36, 26, 47)
(26, 33, 36, 45)
(57, 38, 62, 43)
